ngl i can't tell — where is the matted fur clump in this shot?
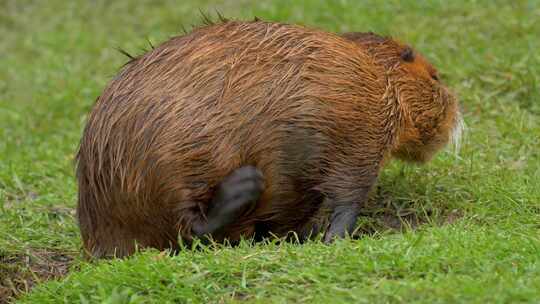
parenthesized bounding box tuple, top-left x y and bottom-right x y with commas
(76, 18, 462, 258)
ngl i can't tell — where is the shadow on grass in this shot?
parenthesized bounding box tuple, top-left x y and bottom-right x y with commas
(353, 185, 463, 238)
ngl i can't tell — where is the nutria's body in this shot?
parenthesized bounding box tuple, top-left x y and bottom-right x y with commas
(76, 20, 461, 258)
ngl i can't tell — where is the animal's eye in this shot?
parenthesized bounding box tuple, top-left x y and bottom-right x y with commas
(431, 74, 439, 81)
(400, 47, 414, 62)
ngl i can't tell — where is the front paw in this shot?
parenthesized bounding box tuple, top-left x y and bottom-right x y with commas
(323, 205, 359, 243)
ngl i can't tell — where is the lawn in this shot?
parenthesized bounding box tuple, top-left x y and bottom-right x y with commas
(1, 0, 539, 303)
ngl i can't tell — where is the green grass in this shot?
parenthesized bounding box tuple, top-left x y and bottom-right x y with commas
(1, 0, 539, 303)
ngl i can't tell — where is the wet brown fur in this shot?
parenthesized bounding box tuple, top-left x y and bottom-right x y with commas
(76, 20, 460, 258)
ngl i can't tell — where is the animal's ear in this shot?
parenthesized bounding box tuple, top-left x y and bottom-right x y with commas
(400, 47, 415, 62)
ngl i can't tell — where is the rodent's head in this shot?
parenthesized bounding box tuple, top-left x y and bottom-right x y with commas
(343, 32, 463, 163)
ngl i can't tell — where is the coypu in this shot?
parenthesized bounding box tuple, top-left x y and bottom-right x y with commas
(76, 19, 462, 258)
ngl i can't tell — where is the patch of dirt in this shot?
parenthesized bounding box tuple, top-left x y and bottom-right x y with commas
(0, 249, 75, 303)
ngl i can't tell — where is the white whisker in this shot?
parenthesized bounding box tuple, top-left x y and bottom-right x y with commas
(450, 111, 465, 155)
